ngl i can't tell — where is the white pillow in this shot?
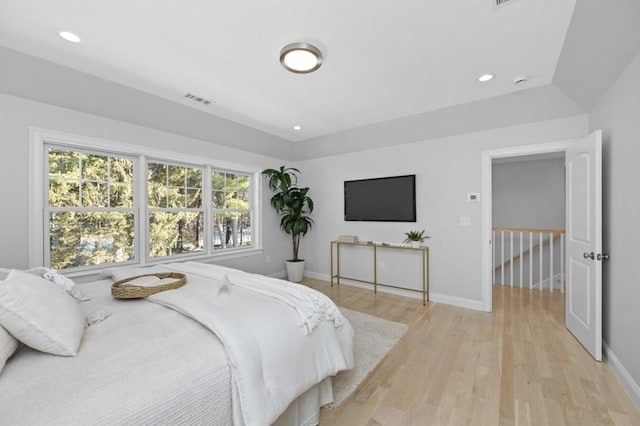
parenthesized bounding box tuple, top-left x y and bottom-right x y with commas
(0, 325, 18, 373)
(0, 271, 84, 356)
(0, 267, 88, 301)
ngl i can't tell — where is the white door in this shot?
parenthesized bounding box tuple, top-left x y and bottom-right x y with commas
(565, 130, 603, 361)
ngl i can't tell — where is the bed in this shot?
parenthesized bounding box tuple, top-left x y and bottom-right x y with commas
(0, 262, 354, 425)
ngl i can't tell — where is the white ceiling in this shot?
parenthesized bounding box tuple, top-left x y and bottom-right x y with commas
(0, 0, 576, 142)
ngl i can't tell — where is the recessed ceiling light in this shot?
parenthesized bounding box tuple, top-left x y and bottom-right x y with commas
(59, 31, 81, 43)
(292, 125, 303, 131)
(280, 42, 322, 74)
(478, 74, 494, 82)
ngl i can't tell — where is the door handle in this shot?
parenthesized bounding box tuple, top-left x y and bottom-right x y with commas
(583, 252, 595, 260)
(597, 253, 610, 261)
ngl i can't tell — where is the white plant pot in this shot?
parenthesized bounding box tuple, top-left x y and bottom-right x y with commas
(285, 260, 305, 283)
(410, 241, 421, 248)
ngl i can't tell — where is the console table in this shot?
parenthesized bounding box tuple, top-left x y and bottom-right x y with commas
(330, 241, 429, 305)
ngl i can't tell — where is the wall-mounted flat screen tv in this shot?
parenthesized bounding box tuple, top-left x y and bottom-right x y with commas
(344, 174, 416, 222)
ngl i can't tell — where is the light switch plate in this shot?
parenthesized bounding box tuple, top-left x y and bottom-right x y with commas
(467, 193, 480, 202)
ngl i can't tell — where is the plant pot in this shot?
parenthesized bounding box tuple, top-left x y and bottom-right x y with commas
(410, 241, 421, 248)
(285, 260, 305, 283)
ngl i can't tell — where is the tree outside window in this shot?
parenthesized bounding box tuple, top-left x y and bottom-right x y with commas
(148, 162, 204, 258)
(47, 148, 135, 269)
(44, 142, 257, 271)
(212, 171, 251, 249)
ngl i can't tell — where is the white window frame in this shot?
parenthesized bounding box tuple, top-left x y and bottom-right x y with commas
(210, 169, 254, 251)
(29, 128, 262, 277)
(145, 159, 207, 261)
(44, 145, 139, 272)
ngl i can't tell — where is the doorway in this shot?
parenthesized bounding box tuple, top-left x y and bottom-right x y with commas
(480, 140, 573, 313)
(481, 133, 604, 361)
(492, 152, 566, 290)
(491, 152, 566, 325)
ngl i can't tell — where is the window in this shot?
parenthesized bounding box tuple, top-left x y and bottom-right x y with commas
(34, 130, 260, 273)
(47, 148, 135, 269)
(147, 161, 204, 258)
(212, 171, 252, 249)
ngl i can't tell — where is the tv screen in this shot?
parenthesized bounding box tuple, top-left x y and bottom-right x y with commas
(344, 175, 416, 222)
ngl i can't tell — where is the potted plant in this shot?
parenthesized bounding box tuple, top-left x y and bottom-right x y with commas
(404, 229, 429, 248)
(262, 166, 314, 282)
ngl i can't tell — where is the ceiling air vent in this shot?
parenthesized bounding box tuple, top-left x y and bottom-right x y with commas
(184, 93, 214, 106)
(493, 0, 518, 8)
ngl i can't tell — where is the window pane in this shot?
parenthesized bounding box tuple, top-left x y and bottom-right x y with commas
(168, 165, 185, 186)
(109, 183, 133, 208)
(148, 163, 166, 185)
(49, 211, 135, 269)
(49, 149, 80, 177)
(212, 190, 225, 209)
(110, 158, 134, 183)
(235, 175, 249, 188)
(239, 211, 252, 246)
(187, 168, 202, 188)
(212, 172, 225, 190)
(148, 184, 166, 208)
(81, 182, 108, 207)
(187, 188, 202, 208)
(213, 211, 251, 249)
(49, 179, 79, 207)
(149, 211, 204, 258)
(81, 153, 108, 181)
(168, 187, 185, 208)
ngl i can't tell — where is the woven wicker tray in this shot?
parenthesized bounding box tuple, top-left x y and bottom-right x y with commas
(111, 272, 186, 299)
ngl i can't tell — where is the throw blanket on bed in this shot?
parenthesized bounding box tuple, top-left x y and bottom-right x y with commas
(159, 261, 345, 333)
(109, 262, 354, 426)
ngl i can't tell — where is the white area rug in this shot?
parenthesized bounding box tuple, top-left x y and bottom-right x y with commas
(330, 308, 409, 407)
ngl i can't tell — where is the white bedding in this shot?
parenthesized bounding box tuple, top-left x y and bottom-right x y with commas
(0, 263, 353, 426)
(144, 262, 354, 426)
(0, 279, 233, 425)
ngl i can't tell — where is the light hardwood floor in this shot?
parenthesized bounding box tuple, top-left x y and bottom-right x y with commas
(302, 279, 640, 426)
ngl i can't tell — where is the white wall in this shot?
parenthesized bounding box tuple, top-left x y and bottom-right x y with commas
(0, 93, 290, 275)
(589, 51, 640, 404)
(296, 115, 588, 307)
(492, 157, 565, 229)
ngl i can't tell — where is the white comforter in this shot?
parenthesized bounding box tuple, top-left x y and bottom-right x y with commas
(0, 279, 234, 426)
(110, 262, 354, 426)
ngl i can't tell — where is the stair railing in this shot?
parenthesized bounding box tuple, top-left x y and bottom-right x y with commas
(492, 227, 565, 292)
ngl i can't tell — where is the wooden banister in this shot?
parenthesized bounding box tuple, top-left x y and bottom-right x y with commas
(492, 227, 565, 235)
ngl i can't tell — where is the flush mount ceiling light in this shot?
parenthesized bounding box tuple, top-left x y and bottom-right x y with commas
(477, 73, 494, 82)
(59, 31, 81, 43)
(292, 125, 303, 131)
(280, 42, 322, 74)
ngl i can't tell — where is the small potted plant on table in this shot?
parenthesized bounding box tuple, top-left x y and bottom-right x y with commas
(404, 229, 429, 248)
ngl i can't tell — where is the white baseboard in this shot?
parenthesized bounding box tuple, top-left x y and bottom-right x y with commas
(304, 271, 330, 281)
(268, 270, 287, 279)
(428, 293, 484, 311)
(304, 271, 483, 311)
(603, 342, 640, 409)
